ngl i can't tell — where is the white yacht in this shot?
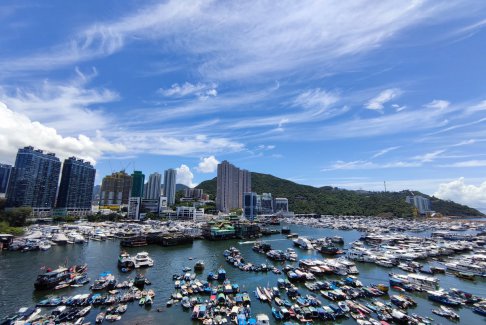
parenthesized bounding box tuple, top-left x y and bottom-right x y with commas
(293, 237, 314, 250)
(337, 258, 359, 274)
(391, 273, 439, 291)
(135, 252, 154, 268)
(347, 247, 376, 262)
(52, 233, 69, 245)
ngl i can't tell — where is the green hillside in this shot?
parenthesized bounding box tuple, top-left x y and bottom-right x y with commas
(196, 173, 483, 217)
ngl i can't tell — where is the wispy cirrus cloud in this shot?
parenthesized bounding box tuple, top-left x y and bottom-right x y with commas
(0, 1, 470, 82)
(365, 88, 402, 110)
(425, 99, 450, 110)
(371, 146, 401, 159)
(0, 67, 118, 135)
(158, 82, 217, 99)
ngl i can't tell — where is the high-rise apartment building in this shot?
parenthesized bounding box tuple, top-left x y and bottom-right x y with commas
(406, 195, 432, 215)
(6, 146, 61, 216)
(216, 160, 251, 213)
(258, 193, 273, 214)
(163, 169, 177, 206)
(243, 192, 258, 221)
(274, 198, 289, 212)
(131, 171, 145, 198)
(0, 163, 12, 194)
(56, 157, 96, 216)
(184, 188, 203, 200)
(145, 172, 162, 200)
(99, 171, 132, 206)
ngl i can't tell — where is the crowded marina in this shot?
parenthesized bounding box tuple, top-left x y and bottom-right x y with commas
(1, 216, 485, 324)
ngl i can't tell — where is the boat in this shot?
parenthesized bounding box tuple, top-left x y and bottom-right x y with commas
(91, 272, 117, 291)
(271, 307, 283, 320)
(338, 301, 350, 313)
(194, 260, 205, 271)
(39, 241, 51, 251)
(105, 314, 121, 322)
(116, 304, 127, 313)
(428, 290, 463, 306)
(432, 306, 460, 320)
(133, 273, 147, 289)
(217, 268, 226, 281)
(134, 252, 154, 268)
(34, 264, 88, 290)
(77, 306, 91, 317)
(256, 313, 270, 325)
(454, 271, 475, 280)
(293, 237, 314, 250)
(52, 233, 69, 245)
(118, 252, 136, 272)
(95, 312, 105, 323)
(473, 305, 486, 316)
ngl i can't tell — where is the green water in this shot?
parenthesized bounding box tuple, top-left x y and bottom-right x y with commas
(0, 224, 484, 324)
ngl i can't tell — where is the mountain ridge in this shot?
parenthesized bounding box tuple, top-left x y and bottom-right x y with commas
(196, 172, 483, 217)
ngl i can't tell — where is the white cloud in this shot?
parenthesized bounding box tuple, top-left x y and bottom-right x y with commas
(256, 145, 276, 151)
(293, 89, 339, 110)
(196, 155, 219, 173)
(0, 102, 125, 164)
(0, 69, 118, 135)
(113, 132, 244, 157)
(365, 88, 401, 110)
(412, 150, 445, 163)
(392, 104, 407, 112)
(0, 1, 467, 81)
(425, 99, 450, 110)
(371, 146, 400, 159)
(322, 159, 419, 171)
(434, 177, 486, 212)
(158, 82, 217, 99)
(176, 164, 196, 188)
(440, 160, 486, 168)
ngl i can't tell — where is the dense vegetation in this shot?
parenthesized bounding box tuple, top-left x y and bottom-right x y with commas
(197, 173, 484, 217)
(0, 198, 29, 235)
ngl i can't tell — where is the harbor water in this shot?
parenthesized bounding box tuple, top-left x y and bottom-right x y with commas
(0, 224, 484, 324)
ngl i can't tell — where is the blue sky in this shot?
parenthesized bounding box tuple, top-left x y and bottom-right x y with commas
(1, 1, 486, 211)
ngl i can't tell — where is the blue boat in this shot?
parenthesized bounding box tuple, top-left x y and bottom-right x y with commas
(207, 272, 214, 281)
(217, 268, 226, 281)
(272, 307, 284, 320)
(428, 291, 463, 307)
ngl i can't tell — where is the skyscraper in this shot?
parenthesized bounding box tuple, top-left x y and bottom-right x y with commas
(99, 171, 132, 206)
(130, 171, 145, 197)
(163, 169, 177, 206)
(243, 192, 258, 221)
(0, 163, 12, 194)
(216, 160, 251, 213)
(145, 172, 162, 200)
(56, 157, 96, 215)
(6, 146, 61, 216)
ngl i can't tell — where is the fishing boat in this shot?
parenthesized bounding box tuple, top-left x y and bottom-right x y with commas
(217, 268, 226, 281)
(133, 273, 147, 289)
(95, 312, 105, 323)
(90, 272, 117, 291)
(194, 260, 205, 271)
(118, 252, 136, 272)
(34, 264, 88, 290)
